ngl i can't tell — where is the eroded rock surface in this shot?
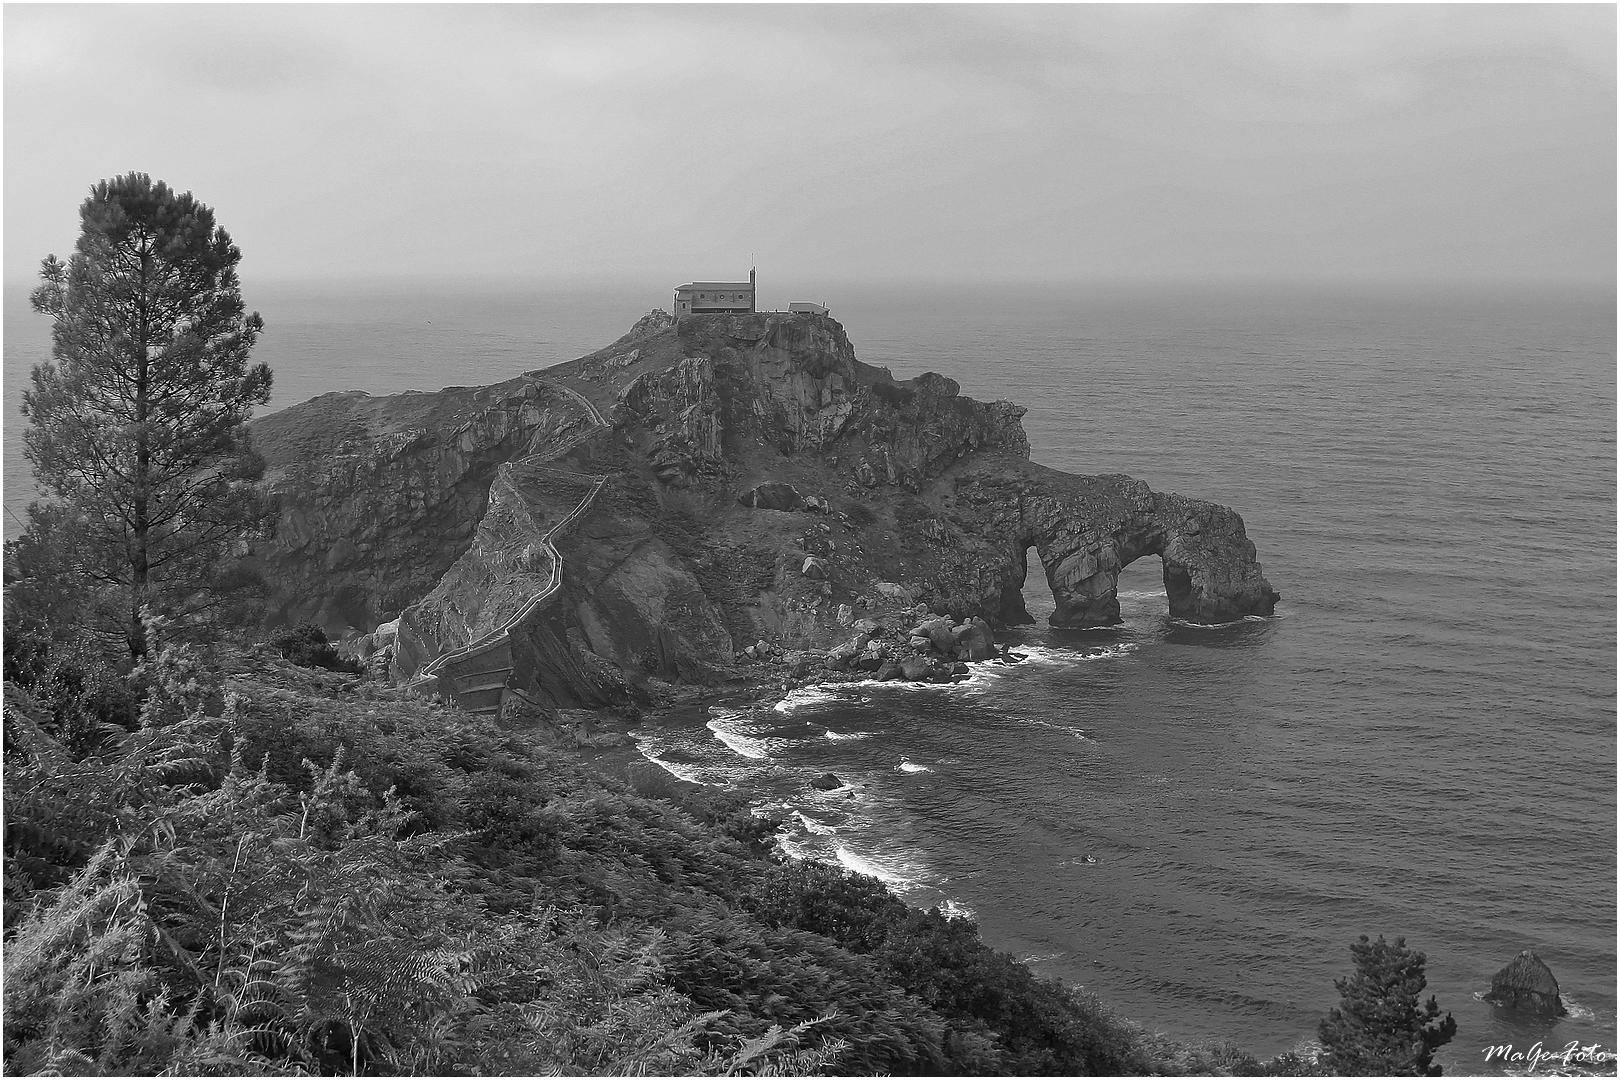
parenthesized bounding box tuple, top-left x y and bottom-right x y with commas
(1483, 951, 1567, 1016)
(248, 375, 593, 634)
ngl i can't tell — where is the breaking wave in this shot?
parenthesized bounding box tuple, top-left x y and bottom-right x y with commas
(1014, 643, 1138, 666)
(794, 810, 840, 835)
(630, 741, 713, 786)
(773, 686, 842, 714)
(706, 716, 771, 760)
(835, 843, 925, 890)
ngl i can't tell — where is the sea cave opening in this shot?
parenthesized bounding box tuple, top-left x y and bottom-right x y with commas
(1114, 555, 1171, 622)
(1011, 544, 1050, 626)
(1004, 543, 1175, 629)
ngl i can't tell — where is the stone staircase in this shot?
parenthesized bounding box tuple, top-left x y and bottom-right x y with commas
(407, 378, 609, 716)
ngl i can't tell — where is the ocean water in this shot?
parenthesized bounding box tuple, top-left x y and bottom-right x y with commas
(4, 279, 1615, 1069)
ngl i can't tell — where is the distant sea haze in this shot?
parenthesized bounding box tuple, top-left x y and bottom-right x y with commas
(5, 279, 1615, 1069)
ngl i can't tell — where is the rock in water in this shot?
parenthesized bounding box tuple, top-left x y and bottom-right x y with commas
(1483, 950, 1567, 1015)
(810, 773, 843, 791)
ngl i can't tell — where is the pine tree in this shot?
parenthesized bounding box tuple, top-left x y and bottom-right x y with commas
(1318, 935, 1457, 1076)
(23, 172, 273, 657)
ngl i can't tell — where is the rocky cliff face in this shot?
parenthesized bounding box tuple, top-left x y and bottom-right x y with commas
(248, 375, 593, 634)
(250, 309, 1278, 718)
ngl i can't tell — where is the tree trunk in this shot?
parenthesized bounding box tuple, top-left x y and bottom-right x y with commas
(130, 240, 152, 658)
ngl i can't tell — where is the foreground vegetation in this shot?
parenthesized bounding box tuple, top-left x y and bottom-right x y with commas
(6, 618, 1349, 1076)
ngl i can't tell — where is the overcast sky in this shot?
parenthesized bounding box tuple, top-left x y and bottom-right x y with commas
(4, 4, 1614, 288)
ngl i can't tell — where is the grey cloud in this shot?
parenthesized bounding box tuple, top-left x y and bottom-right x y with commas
(4, 4, 1612, 287)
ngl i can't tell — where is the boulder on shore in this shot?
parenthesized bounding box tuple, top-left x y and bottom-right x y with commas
(1483, 951, 1567, 1015)
(899, 655, 932, 681)
(955, 617, 996, 661)
(913, 617, 955, 653)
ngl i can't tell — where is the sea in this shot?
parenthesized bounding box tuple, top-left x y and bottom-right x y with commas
(5, 278, 1615, 1072)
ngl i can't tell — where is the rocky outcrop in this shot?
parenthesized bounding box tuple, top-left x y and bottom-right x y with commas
(556, 497, 734, 684)
(249, 308, 1278, 714)
(247, 375, 593, 635)
(618, 356, 724, 488)
(1483, 951, 1567, 1015)
(673, 314, 1030, 485)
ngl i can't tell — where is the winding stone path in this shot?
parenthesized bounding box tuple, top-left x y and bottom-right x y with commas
(407, 379, 609, 715)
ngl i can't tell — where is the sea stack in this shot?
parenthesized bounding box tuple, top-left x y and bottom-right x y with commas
(1483, 950, 1567, 1016)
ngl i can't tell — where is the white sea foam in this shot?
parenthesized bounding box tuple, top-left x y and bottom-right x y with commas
(1168, 616, 1252, 630)
(835, 844, 921, 889)
(823, 728, 871, 740)
(773, 686, 842, 714)
(1003, 644, 1076, 666)
(794, 810, 840, 835)
(842, 676, 936, 692)
(897, 758, 932, 773)
(777, 833, 824, 864)
(706, 717, 771, 760)
(1021, 717, 1089, 740)
(1562, 993, 1597, 1021)
(634, 744, 712, 786)
(939, 898, 978, 920)
(805, 783, 870, 810)
(1014, 642, 1138, 666)
(840, 667, 1000, 694)
(954, 663, 1005, 691)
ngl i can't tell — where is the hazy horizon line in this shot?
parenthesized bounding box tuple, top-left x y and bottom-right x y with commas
(5, 272, 1615, 297)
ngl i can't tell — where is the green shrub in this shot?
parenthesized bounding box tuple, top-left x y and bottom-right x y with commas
(2, 628, 140, 757)
(268, 622, 361, 674)
(1317, 936, 1455, 1076)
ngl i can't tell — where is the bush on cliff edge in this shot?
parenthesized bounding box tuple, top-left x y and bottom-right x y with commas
(269, 621, 362, 674)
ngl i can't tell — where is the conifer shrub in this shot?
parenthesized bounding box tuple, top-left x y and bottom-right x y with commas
(1317, 935, 1456, 1076)
(2, 628, 141, 757)
(269, 621, 361, 674)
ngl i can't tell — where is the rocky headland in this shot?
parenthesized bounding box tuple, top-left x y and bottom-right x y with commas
(247, 309, 1279, 723)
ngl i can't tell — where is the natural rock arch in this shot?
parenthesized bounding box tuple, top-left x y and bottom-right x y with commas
(965, 467, 1279, 630)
